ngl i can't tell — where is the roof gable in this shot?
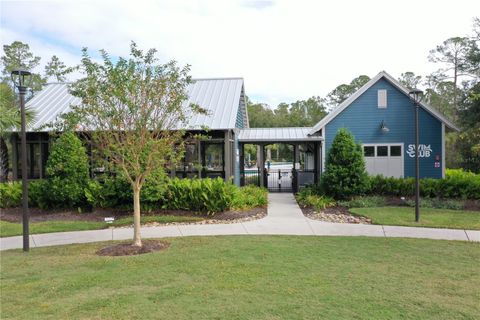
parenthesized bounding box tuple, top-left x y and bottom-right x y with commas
(26, 78, 245, 131)
(308, 71, 459, 135)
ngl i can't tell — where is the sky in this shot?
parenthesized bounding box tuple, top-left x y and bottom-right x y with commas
(1, 0, 479, 107)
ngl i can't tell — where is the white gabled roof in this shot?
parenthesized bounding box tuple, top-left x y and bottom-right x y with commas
(25, 78, 246, 131)
(308, 71, 460, 135)
(238, 127, 323, 142)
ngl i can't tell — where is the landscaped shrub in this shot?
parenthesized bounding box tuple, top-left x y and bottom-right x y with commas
(338, 196, 387, 208)
(322, 128, 368, 199)
(296, 186, 336, 210)
(365, 170, 480, 199)
(0, 181, 21, 208)
(85, 168, 168, 210)
(43, 132, 90, 208)
(163, 177, 235, 214)
(28, 180, 50, 209)
(229, 185, 268, 210)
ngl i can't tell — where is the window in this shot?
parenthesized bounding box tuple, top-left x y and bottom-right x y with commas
(17, 142, 49, 179)
(390, 146, 401, 157)
(364, 146, 375, 157)
(377, 146, 388, 157)
(204, 143, 224, 172)
(378, 89, 387, 108)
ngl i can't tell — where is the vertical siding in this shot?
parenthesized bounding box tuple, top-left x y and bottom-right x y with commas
(325, 79, 443, 179)
(235, 100, 245, 129)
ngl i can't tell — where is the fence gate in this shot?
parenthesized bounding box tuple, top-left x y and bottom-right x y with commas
(240, 168, 261, 187)
(265, 169, 293, 192)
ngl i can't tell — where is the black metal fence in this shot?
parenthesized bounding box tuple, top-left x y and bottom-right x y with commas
(240, 168, 261, 187)
(265, 169, 293, 192)
(240, 168, 317, 193)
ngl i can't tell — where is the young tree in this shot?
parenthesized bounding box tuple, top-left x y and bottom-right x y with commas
(44, 55, 74, 82)
(1, 41, 44, 91)
(68, 42, 203, 247)
(322, 128, 368, 199)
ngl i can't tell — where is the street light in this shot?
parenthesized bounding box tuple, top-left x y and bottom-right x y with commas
(11, 69, 32, 252)
(409, 88, 423, 223)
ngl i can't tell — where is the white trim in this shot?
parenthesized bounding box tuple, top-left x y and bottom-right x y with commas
(362, 143, 404, 178)
(322, 130, 326, 172)
(308, 71, 459, 135)
(377, 89, 387, 108)
(441, 123, 445, 178)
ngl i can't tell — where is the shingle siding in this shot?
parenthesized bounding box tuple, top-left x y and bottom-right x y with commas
(325, 78, 443, 179)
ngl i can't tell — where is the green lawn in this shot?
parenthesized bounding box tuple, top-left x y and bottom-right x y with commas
(0, 215, 204, 238)
(350, 206, 480, 230)
(1, 236, 479, 319)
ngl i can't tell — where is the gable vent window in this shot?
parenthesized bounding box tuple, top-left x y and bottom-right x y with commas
(378, 89, 387, 108)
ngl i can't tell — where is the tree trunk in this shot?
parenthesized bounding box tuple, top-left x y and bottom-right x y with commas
(132, 182, 142, 247)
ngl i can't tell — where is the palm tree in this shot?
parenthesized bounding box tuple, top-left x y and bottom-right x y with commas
(0, 82, 36, 182)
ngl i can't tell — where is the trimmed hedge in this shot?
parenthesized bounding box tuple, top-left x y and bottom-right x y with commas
(367, 170, 480, 199)
(1, 177, 268, 214)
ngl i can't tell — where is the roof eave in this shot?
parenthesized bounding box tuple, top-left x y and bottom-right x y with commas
(309, 71, 460, 134)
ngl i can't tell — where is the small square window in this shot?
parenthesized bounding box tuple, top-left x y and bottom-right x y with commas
(364, 146, 375, 157)
(390, 146, 401, 156)
(377, 146, 388, 156)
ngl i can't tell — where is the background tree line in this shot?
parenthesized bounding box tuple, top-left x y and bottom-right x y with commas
(247, 17, 479, 172)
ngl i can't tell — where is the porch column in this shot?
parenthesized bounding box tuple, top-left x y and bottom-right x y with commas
(224, 130, 233, 180)
(315, 142, 321, 183)
(258, 144, 265, 188)
(293, 144, 299, 192)
(239, 142, 245, 186)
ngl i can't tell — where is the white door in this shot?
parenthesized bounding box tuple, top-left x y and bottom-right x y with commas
(363, 144, 403, 178)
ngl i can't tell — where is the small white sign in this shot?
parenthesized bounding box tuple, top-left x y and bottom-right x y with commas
(406, 144, 432, 158)
(104, 217, 115, 223)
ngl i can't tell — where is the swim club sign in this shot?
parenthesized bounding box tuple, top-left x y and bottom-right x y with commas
(406, 144, 432, 158)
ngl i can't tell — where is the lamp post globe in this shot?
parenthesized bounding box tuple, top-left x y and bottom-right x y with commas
(11, 69, 33, 251)
(408, 88, 424, 223)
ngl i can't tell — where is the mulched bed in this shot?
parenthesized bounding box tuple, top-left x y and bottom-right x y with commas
(96, 240, 170, 256)
(0, 206, 267, 224)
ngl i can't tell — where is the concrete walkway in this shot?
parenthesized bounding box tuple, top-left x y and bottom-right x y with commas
(1, 193, 479, 251)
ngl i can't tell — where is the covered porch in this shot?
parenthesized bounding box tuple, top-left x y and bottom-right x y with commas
(238, 128, 323, 193)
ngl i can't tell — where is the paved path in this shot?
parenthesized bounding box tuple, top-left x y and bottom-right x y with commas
(1, 193, 479, 251)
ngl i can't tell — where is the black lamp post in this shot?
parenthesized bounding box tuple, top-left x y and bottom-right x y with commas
(409, 88, 423, 223)
(11, 69, 32, 251)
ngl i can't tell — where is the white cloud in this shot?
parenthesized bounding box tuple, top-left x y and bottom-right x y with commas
(1, 0, 478, 106)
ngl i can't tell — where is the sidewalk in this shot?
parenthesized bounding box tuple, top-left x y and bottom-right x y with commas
(1, 193, 479, 251)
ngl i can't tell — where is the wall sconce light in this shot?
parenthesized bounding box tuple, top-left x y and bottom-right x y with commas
(380, 120, 390, 133)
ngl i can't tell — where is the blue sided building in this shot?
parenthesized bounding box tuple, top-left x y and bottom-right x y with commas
(309, 71, 459, 179)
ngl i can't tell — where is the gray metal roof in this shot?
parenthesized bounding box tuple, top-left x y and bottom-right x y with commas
(25, 78, 246, 131)
(238, 127, 323, 142)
